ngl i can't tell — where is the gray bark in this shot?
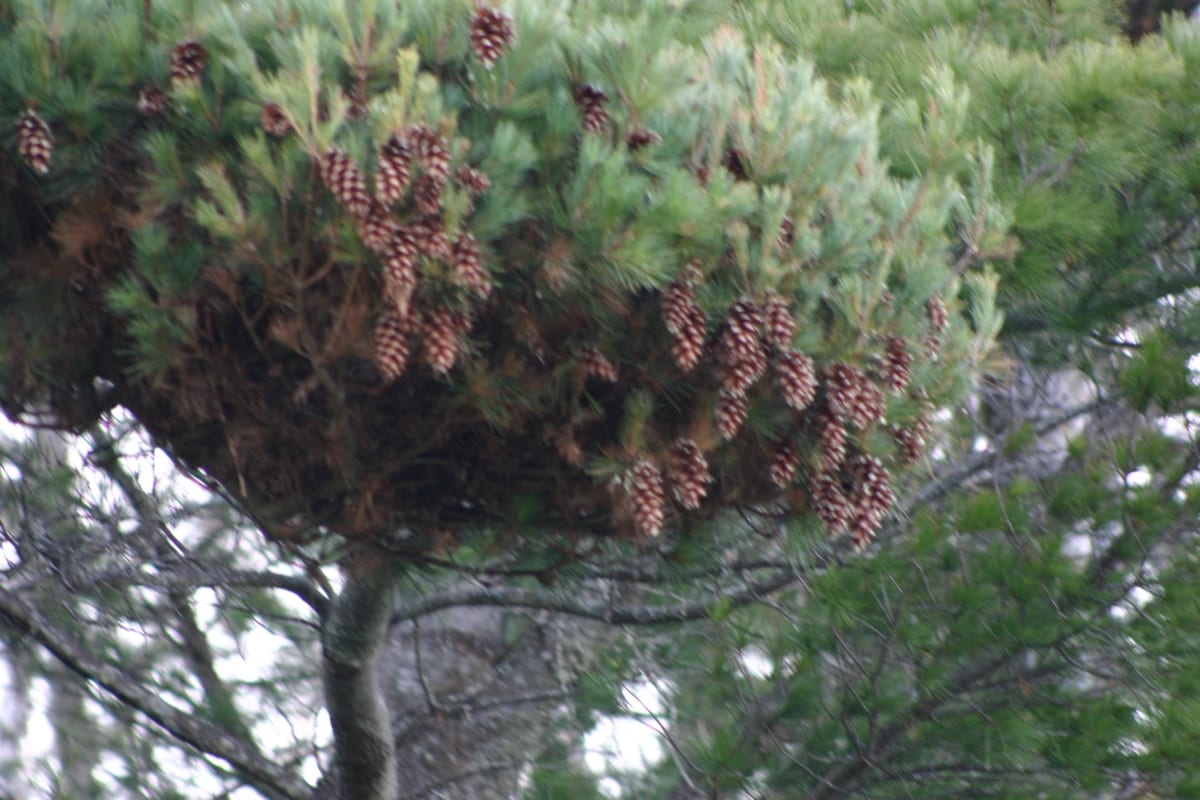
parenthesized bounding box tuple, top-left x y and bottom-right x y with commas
(381, 603, 612, 799)
(321, 559, 399, 800)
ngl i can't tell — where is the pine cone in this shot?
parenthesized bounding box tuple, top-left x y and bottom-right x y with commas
(258, 102, 291, 136)
(892, 417, 931, 465)
(761, 291, 795, 350)
(825, 363, 884, 430)
(579, 345, 618, 383)
(626, 127, 662, 151)
(718, 338, 767, 395)
(410, 124, 450, 184)
(451, 232, 491, 299)
(810, 472, 851, 535)
(724, 298, 764, 359)
(847, 454, 893, 548)
(774, 350, 816, 411)
(661, 282, 706, 372)
(667, 438, 710, 510)
(922, 334, 941, 359)
(468, 6, 515, 69)
(628, 460, 665, 537)
(376, 132, 413, 205)
(319, 146, 372, 218)
(815, 404, 847, 471)
(412, 215, 452, 261)
(138, 85, 168, 117)
(926, 296, 948, 333)
(374, 309, 411, 383)
(169, 39, 207, 86)
(414, 172, 444, 216)
(573, 84, 610, 134)
(849, 377, 886, 431)
(422, 306, 470, 375)
(14, 112, 52, 175)
(715, 387, 749, 440)
(880, 336, 912, 393)
(768, 438, 801, 487)
(383, 227, 420, 318)
(357, 204, 398, 254)
(454, 165, 491, 195)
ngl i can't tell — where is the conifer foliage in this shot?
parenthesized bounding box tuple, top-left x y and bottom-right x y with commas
(0, 0, 1003, 555)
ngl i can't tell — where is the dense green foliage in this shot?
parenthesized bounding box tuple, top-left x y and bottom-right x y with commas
(0, 0, 1003, 556)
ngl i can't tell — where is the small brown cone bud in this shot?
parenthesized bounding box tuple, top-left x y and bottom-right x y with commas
(454, 165, 491, 195)
(410, 124, 450, 184)
(667, 438, 710, 510)
(811, 472, 851, 535)
(715, 388, 749, 441)
(138, 85, 168, 117)
(721, 147, 750, 181)
(573, 84, 610, 134)
(169, 39, 207, 86)
(260, 102, 291, 136)
(626, 127, 662, 151)
(661, 282, 706, 372)
(629, 460, 665, 537)
(768, 438, 801, 488)
(880, 336, 912, 393)
(376, 132, 413, 205)
(926, 296, 948, 333)
(451, 232, 491, 299)
(579, 345, 618, 383)
(775, 350, 816, 411)
(320, 146, 372, 218)
(469, 6, 515, 69)
(761, 291, 795, 350)
(778, 216, 796, 250)
(374, 309, 411, 383)
(14, 112, 52, 175)
(422, 306, 470, 375)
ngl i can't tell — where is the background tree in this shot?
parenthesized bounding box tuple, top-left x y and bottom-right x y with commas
(2, 1, 1200, 799)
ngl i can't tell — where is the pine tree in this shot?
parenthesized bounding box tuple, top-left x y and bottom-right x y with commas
(24, 1, 1200, 799)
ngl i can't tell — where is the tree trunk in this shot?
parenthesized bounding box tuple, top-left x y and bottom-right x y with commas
(316, 579, 615, 800)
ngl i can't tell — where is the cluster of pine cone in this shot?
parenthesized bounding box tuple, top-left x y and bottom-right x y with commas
(617, 282, 941, 547)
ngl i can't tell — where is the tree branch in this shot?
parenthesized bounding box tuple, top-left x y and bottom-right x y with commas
(390, 566, 812, 625)
(0, 585, 313, 800)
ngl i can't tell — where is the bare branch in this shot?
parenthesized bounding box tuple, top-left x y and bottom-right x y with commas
(391, 566, 812, 625)
(0, 586, 313, 800)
